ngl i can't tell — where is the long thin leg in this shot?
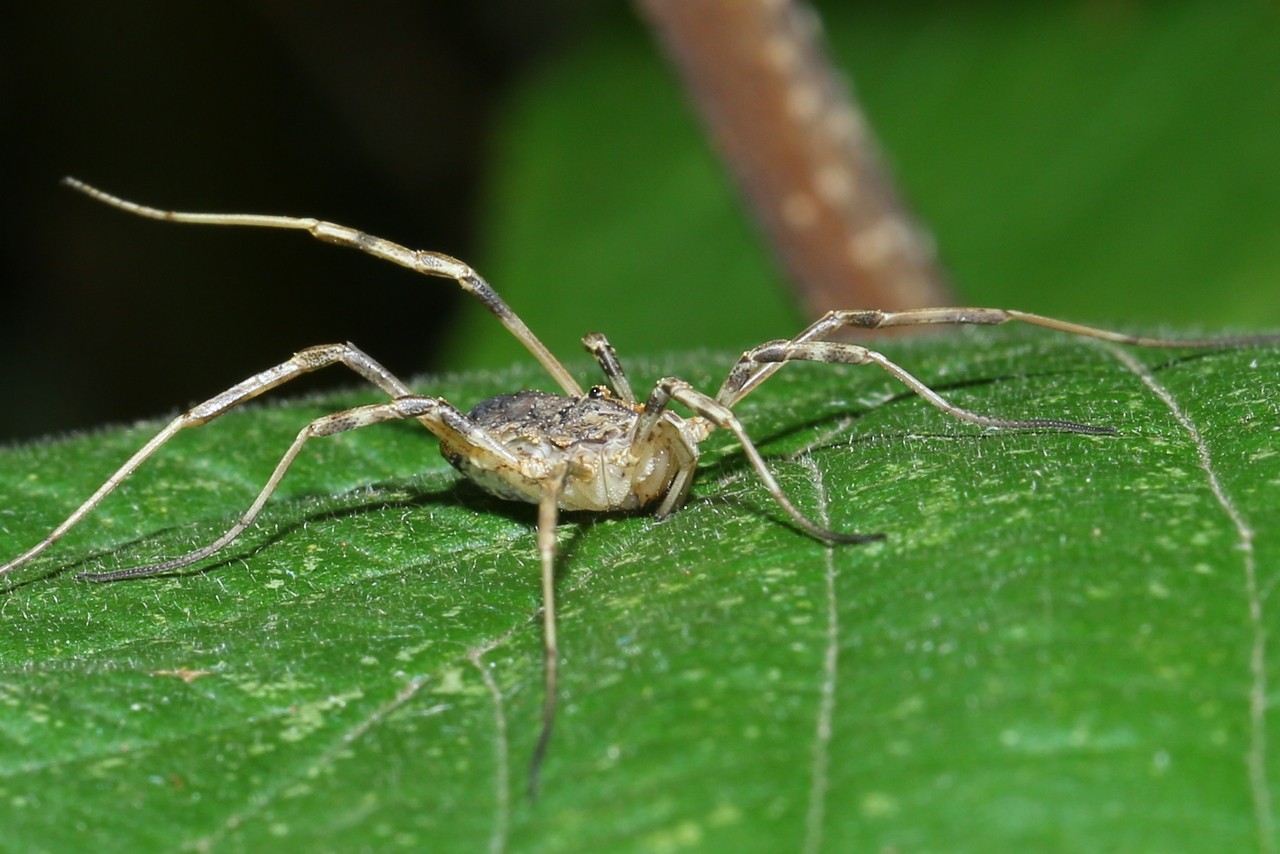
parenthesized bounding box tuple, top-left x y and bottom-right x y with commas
(527, 463, 569, 801)
(730, 340, 1116, 434)
(78, 395, 480, 581)
(718, 307, 1280, 407)
(0, 344, 519, 577)
(635, 378, 883, 544)
(63, 177, 583, 397)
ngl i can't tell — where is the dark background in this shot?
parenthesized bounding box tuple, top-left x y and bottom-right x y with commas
(4, 1, 1280, 440)
(3, 1, 593, 438)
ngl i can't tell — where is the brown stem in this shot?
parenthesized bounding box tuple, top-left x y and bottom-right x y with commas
(636, 0, 952, 316)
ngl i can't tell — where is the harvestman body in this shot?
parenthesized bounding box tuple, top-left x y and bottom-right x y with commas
(4, 179, 1277, 796)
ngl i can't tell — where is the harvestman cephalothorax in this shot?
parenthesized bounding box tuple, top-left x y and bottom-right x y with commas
(3, 178, 1278, 796)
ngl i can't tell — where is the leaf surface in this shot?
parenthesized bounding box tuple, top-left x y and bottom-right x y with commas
(1, 333, 1276, 851)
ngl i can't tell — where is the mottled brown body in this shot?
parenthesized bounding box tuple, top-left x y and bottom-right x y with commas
(443, 388, 708, 515)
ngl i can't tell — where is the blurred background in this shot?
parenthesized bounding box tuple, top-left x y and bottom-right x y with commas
(3, 0, 1279, 439)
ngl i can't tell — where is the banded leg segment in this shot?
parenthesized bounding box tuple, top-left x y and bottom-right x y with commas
(0, 344, 517, 578)
(527, 462, 570, 801)
(78, 395, 481, 581)
(63, 178, 583, 397)
(732, 340, 1114, 434)
(717, 306, 1280, 407)
(196, 342, 416, 417)
(635, 377, 883, 544)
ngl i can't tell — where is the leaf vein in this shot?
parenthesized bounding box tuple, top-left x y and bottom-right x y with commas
(1107, 344, 1275, 854)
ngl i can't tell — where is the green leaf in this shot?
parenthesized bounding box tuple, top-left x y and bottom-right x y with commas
(1, 332, 1276, 851)
(450, 3, 1280, 372)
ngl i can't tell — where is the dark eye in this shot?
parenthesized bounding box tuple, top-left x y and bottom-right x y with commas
(588, 385, 607, 399)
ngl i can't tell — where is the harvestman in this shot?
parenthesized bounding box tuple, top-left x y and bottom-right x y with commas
(3, 179, 1278, 796)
